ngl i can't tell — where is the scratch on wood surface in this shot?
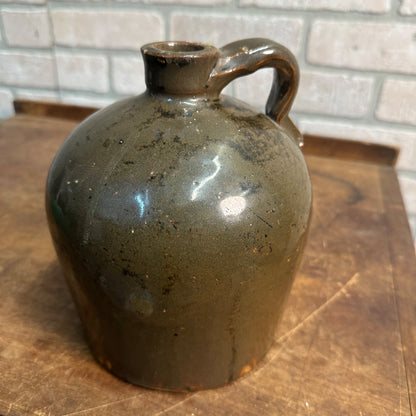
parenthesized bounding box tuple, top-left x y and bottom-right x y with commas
(33, 408, 52, 416)
(61, 394, 146, 416)
(0, 399, 52, 416)
(62, 392, 194, 416)
(152, 393, 195, 416)
(277, 272, 360, 345)
(399, 353, 403, 416)
(293, 322, 321, 414)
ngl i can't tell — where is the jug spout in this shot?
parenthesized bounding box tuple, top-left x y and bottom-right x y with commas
(141, 41, 220, 96)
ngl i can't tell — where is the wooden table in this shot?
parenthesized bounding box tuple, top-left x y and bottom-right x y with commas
(1, 101, 415, 415)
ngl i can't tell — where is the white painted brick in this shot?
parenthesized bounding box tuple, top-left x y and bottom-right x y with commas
(60, 93, 115, 109)
(56, 53, 109, 93)
(0, 88, 14, 119)
(240, 0, 390, 13)
(398, 171, 416, 215)
(234, 70, 373, 118)
(400, 0, 416, 15)
(0, 0, 46, 4)
(0, 51, 56, 88)
(153, 0, 230, 3)
(52, 10, 163, 50)
(15, 89, 59, 103)
(170, 13, 303, 54)
(408, 215, 416, 244)
(2, 9, 52, 47)
(111, 56, 145, 95)
(293, 71, 373, 118)
(297, 119, 416, 171)
(308, 21, 416, 74)
(233, 69, 274, 111)
(376, 79, 416, 126)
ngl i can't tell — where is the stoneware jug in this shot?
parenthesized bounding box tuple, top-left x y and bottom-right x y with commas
(46, 38, 312, 391)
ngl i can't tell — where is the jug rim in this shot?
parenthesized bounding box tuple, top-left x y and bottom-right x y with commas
(141, 41, 219, 59)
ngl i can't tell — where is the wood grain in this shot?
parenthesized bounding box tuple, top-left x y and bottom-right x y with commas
(0, 113, 414, 415)
(302, 134, 399, 166)
(13, 99, 97, 122)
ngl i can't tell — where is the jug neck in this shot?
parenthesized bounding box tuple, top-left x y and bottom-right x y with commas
(141, 41, 220, 97)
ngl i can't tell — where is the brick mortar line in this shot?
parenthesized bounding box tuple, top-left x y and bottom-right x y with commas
(297, 13, 309, 74)
(398, 170, 416, 181)
(2, 1, 415, 22)
(12, 85, 59, 93)
(60, 89, 128, 100)
(0, 46, 56, 55)
(104, 54, 112, 95)
(46, 2, 61, 99)
(294, 112, 416, 134)
(299, 62, 416, 81)
(391, 0, 404, 17)
(43, 1, 413, 22)
(365, 73, 385, 124)
(239, 3, 416, 21)
(0, 7, 8, 47)
(0, 3, 49, 11)
(45, 2, 416, 21)
(13, 87, 60, 100)
(162, 7, 170, 45)
(108, 53, 117, 96)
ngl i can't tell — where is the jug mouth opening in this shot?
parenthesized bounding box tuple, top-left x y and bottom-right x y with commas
(142, 41, 218, 58)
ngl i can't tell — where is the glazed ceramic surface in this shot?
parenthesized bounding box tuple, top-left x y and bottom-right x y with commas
(46, 38, 312, 391)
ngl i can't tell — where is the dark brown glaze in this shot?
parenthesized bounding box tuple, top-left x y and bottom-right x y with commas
(45, 39, 311, 391)
(207, 38, 299, 124)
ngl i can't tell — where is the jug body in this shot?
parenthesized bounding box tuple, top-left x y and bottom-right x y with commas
(46, 39, 312, 391)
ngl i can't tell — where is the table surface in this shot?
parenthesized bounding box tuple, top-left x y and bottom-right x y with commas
(1, 104, 415, 416)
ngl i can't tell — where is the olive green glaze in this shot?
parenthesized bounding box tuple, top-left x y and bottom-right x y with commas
(46, 38, 312, 391)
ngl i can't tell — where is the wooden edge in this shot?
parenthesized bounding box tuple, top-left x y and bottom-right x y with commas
(379, 167, 416, 414)
(302, 134, 399, 166)
(13, 99, 99, 122)
(12, 100, 400, 166)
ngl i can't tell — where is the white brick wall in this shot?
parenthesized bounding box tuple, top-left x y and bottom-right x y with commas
(400, 0, 416, 15)
(0, 88, 14, 119)
(398, 171, 416, 216)
(111, 56, 144, 95)
(15, 89, 58, 103)
(153, 0, 231, 4)
(0, 0, 46, 4)
(2, 9, 52, 48)
(60, 93, 115, 109)
(294, 71, 374, 118)
(56, 53, 109, 93)
(0, 51, 56, 88)
(51, 10, 164, 50)
(234, 70, 374, 118)
(376, 79, 416, 126)
(308, 21, 416, 74)
(240, 0, 390, 13)
(170, 13, 303, 53)
(0, 1, 415, 242)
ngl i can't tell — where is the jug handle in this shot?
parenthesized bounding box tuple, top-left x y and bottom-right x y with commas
(207, 38, 303, 146)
